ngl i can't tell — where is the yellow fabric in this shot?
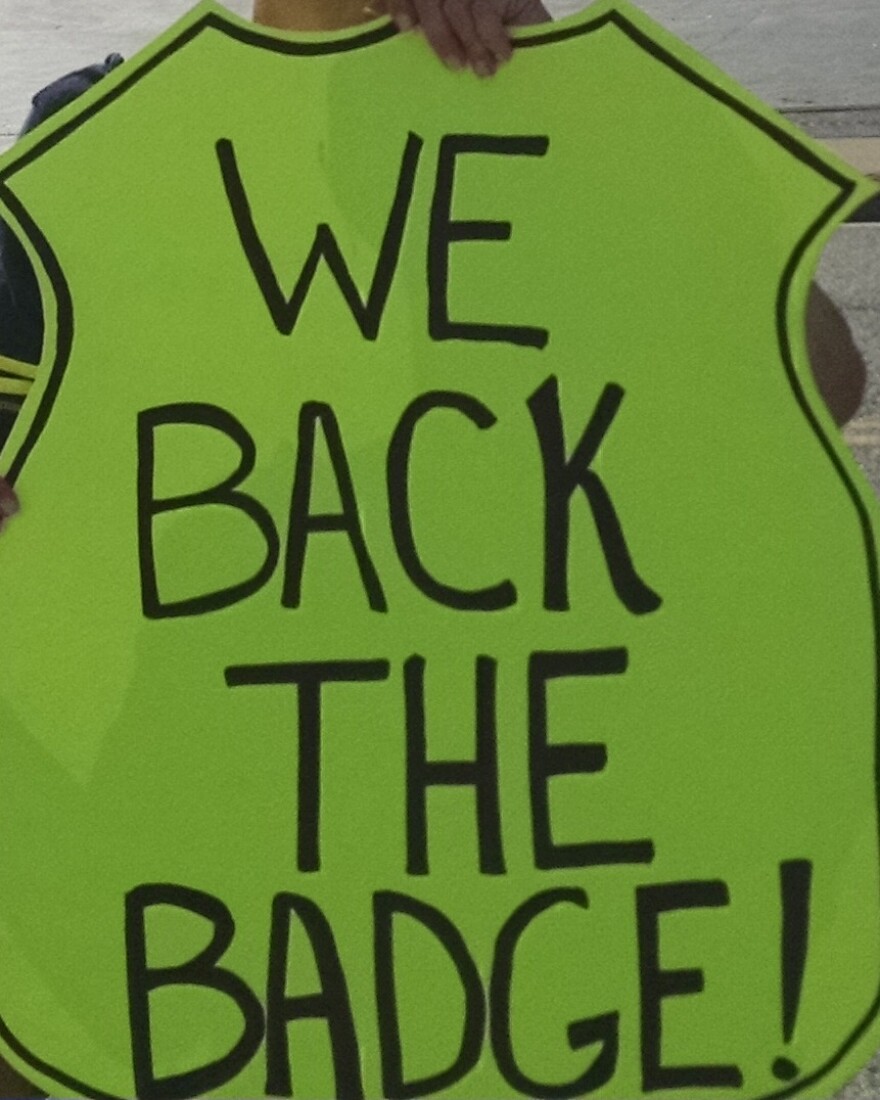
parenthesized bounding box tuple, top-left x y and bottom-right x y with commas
(0, 354, 36, 399)
(0, 378, 31, 398)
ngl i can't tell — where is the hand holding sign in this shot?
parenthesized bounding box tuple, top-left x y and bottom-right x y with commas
(385, 0, 552, 74)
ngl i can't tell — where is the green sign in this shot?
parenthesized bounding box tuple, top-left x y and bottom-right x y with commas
(0, 2, 878, 1096)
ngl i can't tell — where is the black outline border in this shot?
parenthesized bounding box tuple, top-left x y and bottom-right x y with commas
(0, 4, 876, 1097)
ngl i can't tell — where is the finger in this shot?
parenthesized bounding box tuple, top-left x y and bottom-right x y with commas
(385, 0, 418, 31)
(442, 0, 498, 75)
(506, 0, 553, 26)
(471, 0, 513, 65)
(0, 477, 19, 523)
(412, 0, 468, 70)
(444, 0, 500, 74)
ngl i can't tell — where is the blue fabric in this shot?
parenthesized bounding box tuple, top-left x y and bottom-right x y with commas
(23, 54, 124, 137)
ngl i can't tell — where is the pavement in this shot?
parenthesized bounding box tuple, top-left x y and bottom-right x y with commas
(573, 0, 880, 124)
(0, 1, 879, 1097)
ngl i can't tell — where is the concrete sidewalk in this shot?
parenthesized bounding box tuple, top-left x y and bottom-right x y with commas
(622, 0, 880, 130)
(1, 0, 878, 142)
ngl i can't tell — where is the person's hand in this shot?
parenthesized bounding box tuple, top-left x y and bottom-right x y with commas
(384, 0, 552, 76)
(0, 477, 19, 534)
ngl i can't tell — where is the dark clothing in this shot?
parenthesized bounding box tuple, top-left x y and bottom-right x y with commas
(21, 55, 124, 138)
(0, 55, 123, 449)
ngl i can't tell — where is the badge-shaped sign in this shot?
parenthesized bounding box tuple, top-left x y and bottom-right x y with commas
(0, 2, 878, 1096)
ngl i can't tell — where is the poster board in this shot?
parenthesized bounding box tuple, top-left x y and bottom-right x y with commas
(0, 1, 878, 1096)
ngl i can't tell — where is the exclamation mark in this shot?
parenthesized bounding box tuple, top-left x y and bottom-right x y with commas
(772, 859, 813, 1082)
